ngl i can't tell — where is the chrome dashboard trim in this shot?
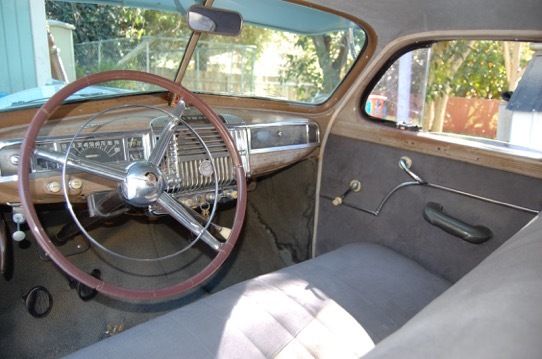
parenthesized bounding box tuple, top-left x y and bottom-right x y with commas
(0, 175, 17, 183)
(0, 117, 320, 184)
(245, 119, 320, 155)
(249, 143, 320, 155)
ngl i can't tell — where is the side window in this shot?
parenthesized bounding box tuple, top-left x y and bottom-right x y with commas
(365, 40, 541, 154)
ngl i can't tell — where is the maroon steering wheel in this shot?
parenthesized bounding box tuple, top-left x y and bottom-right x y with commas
(17, 70, 247, 301)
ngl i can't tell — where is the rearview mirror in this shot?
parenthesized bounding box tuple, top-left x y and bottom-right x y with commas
(187, 5, 243, 36)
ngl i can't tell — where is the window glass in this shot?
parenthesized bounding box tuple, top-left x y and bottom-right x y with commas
(183, 16, 366, 104)
(0, 0, 365, 111)
(365, 40, 541, 155)
(0, 0, 195, 111)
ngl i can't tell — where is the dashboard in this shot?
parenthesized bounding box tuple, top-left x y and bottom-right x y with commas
(0, 106, 320, 206)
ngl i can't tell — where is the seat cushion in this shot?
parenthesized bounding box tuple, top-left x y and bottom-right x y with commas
(365, 215, 542, 359)
(67, 243, 450, 358)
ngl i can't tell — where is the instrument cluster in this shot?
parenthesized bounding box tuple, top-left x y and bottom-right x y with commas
(0, 134, 148, 177)
(33, 134, 149, 172)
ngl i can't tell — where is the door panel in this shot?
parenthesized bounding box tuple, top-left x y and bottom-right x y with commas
(317, 135, 542, 282)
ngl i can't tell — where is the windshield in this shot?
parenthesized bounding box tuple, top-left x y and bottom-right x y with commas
(0, 0, 365, 111)
(183, 0, 365, 104)
(0, 0, 194, 111)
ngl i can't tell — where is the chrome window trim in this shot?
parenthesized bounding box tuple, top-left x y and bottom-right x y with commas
(419, 132, 542, 161)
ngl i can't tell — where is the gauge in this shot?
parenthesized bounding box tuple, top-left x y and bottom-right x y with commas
(59, 139, 125, 163)
(35, 142, 60, 171)
(128, 150, 145, 161)
(127, 136, 145, 161)
(128, 136, 143, 148)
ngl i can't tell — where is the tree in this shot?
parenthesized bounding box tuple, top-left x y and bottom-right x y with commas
(422, 41, 473, 132)
(46, 1, 135, 43)
(422, 40, 532, 133)
(282, 29, 365, 102)
(47, 2, 201, 82)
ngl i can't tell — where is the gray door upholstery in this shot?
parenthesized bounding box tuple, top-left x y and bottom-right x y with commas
(317, 135, 542, 282)
(66, 243, 450, 358)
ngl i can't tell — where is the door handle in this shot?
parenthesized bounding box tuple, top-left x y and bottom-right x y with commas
(423, 202, 492, 244)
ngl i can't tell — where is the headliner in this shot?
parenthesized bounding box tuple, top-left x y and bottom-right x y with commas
(306, 0, 542, 50)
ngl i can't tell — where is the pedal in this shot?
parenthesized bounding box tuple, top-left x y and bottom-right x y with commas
(23, 286, 53, 318)
(76, 269, 101, 302)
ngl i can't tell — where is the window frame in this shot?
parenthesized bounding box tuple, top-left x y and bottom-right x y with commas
(360, 38, 542, 160)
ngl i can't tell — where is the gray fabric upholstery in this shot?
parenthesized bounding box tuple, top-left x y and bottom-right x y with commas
(66, 243, 450, 358)
(304, 0, 542, 54)
(366, 215, 542, 359)
(318, 136, 542, 282)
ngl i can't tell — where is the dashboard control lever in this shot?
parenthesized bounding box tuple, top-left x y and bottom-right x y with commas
(11, 211, 26, 242)
(172, 100, 186, 118)
(332, 179, 362, 207)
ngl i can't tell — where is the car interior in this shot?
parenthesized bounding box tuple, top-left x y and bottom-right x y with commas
(0, 0, 541, 358)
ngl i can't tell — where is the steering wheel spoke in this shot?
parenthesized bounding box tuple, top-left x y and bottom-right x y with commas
(148, 100, 185, 166)
(156, 192, 223, 251)
(34, 148, 126, 182)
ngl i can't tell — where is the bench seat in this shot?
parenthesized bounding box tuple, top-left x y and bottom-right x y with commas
(67, 243, 451, 358)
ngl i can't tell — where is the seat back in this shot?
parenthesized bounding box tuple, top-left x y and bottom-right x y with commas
(366, 214, 542, 358)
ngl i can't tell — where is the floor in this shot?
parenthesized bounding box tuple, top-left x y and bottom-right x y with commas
(0, 159, 317, 359)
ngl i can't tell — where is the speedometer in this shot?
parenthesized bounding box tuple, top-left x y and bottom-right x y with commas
(59, 139, 125, 162)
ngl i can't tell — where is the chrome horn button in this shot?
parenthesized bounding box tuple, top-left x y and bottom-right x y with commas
(120, 162, 165, 207)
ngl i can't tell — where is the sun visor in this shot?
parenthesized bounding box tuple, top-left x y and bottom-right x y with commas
(56, 0, 357, 34)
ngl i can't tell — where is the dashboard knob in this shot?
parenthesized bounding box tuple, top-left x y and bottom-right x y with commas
(12, 212, 25, 225)
(12, 230, 26, 242)
(47, 181, 61, 193)
(9, 154, 19, 165)
(69, 178, 83, 190)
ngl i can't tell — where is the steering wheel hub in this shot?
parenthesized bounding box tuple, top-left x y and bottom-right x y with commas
(121, 161, 165, 207)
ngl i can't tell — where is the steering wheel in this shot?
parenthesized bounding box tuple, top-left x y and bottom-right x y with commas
(17, 70, 247, 301)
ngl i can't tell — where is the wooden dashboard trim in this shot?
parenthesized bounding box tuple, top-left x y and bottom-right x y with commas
(0, 93, 170, 128)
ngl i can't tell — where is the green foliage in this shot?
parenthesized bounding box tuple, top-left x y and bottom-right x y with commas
(427, 40, 517, 100)
(45, 1, 186, 41)
(282, 29, 365, 102)
(200, 24, 272, 56)
(46, 1, 191, 79)
(46, 1, 129, 42)
(189, 23, 270, 93)
(283, 36, 323, 101)
(44, 1, 365, 103)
